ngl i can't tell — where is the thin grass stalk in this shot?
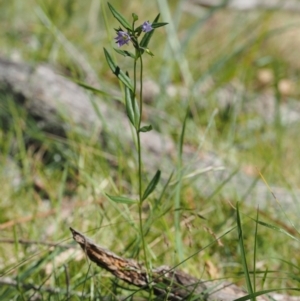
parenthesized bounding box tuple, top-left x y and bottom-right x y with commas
(236, 202, 255, 301)
(174, 108, 189, 262)
(253, 208, 259, 296)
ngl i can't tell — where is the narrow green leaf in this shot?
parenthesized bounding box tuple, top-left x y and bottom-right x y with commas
(107, 3, 131, 30)
(255, 220, 299, 241)
(139, 125, 152, 133)
(113, 48, 135, 58)
(106, 194, 136, 205)
(179, 106, 189, 157)
(125, 85, 140, 129)
(261, 267, 268, 289)
(277, 258, 300, 271)
(140, 13, 160, 50)
(125, 85, 134, 125)
(151, 22, 168, 28)
(236, 202, 254, 300)
(155, 171, 174, 208)
(142, 170, 161, 201)
(103, 48, 133, 90)
(253, 209, 259, 296)
(74, 80, 111, 97)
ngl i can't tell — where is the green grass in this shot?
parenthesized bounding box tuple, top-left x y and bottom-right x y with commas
(1, 0, 300, 299)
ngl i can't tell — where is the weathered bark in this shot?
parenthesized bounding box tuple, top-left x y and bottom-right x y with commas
(70, 228, 300, 301)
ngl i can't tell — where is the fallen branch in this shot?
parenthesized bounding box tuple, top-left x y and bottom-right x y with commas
(70, 227, 299, 301)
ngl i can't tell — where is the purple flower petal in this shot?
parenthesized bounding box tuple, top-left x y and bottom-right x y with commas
(115, 31, 131, 47)
(142, 21, 153, 33)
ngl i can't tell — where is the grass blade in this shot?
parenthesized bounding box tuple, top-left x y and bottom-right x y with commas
(255, 220, 299, 242)
(253, 208, 259, 296)
(236, 202, 255, 301)
(174, 106, 189, 262)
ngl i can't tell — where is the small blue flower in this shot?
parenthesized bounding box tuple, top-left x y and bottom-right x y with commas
(142, 21, 153, 33)
(115, 30, 131, 47)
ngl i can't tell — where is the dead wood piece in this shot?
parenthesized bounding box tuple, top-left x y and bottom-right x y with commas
(70, 227, 147, 287)
(70, 227, 205, 300)
(70, 228, 299, 301)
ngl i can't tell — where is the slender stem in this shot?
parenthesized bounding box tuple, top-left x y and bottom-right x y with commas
(138, 54, 143, 125)
(137, 53, 143, 205)
(133, 48, 148, 269)
(133, 56, 137, 98)
(137, 53, 148, 264)
(138, 50, 153, 298)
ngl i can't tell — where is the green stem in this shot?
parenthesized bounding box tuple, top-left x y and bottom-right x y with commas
(133, 56, 137, 98)
(133, 49, 148, 266)
(137, 53, 147, 262)
(138, 50, 153, 298)
(138, 54, 143, 128)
